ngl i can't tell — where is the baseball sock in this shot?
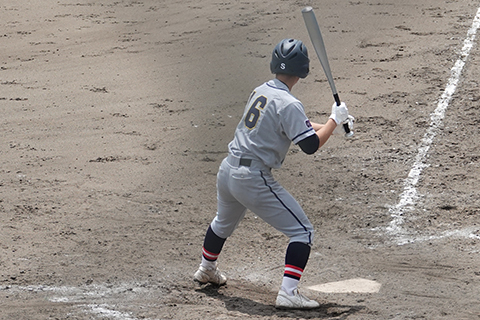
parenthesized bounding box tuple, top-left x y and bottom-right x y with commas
(200, 225, 226, 270)
(281, 242, 311, 295)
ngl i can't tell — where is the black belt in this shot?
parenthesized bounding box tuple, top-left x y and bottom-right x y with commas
(239, 158, 252, 167)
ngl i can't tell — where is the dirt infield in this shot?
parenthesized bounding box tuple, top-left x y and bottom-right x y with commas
(1, 0, 480, 319)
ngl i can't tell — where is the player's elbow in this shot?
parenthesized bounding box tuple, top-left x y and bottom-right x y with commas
(298, 135, 319, 155)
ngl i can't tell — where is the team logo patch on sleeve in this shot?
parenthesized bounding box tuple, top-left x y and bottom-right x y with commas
(305, 119, 312, 128)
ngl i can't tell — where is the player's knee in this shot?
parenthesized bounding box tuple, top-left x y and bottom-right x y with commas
(289, 226, 315, 245)
(309, 228, 315, 244)
(210, 219, 237, 239)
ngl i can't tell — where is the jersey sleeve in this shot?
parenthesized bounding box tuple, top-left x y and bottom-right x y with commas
(279, 101, 315, 145)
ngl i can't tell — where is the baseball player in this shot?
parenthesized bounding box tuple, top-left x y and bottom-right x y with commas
(194, 38, 353, 309)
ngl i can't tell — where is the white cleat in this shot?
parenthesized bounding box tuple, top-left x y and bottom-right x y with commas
(275, 288, 320, 309)
(194, 265, 227, 286)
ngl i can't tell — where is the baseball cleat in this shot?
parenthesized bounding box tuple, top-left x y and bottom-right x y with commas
(275, 288, 320, 309)
(194, 265, 227, 286)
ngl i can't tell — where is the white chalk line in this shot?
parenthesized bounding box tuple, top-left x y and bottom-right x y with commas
(3, 283, 153, 320)
(385, 7, 480, 245)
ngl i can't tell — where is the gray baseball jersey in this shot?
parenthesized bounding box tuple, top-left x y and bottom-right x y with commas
(228, 79, 315, 169)
(210, 78, 316, 245)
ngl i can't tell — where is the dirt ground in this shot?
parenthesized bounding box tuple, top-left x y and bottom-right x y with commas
(1, 0, 480, 319)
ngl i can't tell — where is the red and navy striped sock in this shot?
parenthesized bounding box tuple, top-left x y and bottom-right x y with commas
(281, 242, 311, 295)
(200, 225, 226, 269)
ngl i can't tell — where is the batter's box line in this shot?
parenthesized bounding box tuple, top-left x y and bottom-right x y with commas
(7, 283, 153, 320)
(384, 7, 480, 246)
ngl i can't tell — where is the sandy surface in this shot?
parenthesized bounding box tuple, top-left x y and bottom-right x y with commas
(1, 0, 480, 319)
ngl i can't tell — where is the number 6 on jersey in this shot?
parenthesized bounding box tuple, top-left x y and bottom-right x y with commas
(244, 95, 267, 129)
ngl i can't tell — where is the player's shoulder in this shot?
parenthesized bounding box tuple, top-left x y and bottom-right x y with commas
(264, 79, 290, 93)
(257, 79, 299, 103)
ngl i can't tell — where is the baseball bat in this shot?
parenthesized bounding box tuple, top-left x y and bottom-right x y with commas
(302, 6, 353, 137)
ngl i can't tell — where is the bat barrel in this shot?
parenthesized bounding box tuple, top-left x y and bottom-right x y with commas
(301, 6, 338, 96)
(302, 6, 313, 13)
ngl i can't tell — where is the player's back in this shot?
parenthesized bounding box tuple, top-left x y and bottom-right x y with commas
(228, 79, 305, 169)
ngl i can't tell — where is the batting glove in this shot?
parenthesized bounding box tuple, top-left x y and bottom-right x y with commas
(329, 102, 349, 125)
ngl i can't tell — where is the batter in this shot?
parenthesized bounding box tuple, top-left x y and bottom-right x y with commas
(194, 38, 353, 309)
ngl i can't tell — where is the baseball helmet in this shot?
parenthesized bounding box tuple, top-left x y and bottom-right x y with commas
(270, 38, 310, 78)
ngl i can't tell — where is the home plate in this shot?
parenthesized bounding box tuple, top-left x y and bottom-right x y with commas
(308, 278, 381, 293)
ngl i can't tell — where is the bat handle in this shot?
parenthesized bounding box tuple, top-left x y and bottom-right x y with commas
(333, 93, 353, 137)
(333, 93, 341, 106)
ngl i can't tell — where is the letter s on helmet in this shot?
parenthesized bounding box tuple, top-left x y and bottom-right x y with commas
(270, 39, 310, 78)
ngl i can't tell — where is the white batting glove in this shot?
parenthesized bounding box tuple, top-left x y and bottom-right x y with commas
(329, 102, 349, 125)
(333, 115, 355, 135)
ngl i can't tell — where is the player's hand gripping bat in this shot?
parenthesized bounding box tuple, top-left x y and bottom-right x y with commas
(302, 6, 354, 137)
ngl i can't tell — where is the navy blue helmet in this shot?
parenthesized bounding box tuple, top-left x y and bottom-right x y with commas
(270, 39, 310, 78)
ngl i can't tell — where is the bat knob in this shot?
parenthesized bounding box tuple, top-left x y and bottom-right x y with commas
(343, 123, 354, 138)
